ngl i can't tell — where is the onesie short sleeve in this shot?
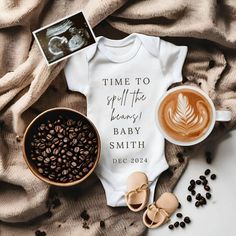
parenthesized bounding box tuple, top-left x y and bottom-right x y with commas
(159, 39, 188, 85)
(64, 50, 89, 95)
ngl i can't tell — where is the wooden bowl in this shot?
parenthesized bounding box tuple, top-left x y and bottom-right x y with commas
(22, 107, 101, 187)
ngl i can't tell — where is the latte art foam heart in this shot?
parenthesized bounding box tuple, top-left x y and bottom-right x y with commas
(158, 89, 213, 143)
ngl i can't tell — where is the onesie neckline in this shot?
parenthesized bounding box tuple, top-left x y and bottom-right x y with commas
(97, 33, 142, 63)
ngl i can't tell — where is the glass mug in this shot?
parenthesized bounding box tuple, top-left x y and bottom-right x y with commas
(156, 85, 232, 146)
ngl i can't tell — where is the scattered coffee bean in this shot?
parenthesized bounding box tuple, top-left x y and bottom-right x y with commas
(80, 210, 90, 221)
(174, 222, 179, 228)
(184, 217, 191, 224)
(180, 222, 185, 228)
(35, 230, 46, 236)
(168, 224, 174, 230)
(190, 179, 195, 185)
(178, 202, 182, 209)
(200, 197, 207, 205)
(199, 175, 206, 180)
(211, 174, 216, 180)
(196, 193, 202, 200)
(187, 195, 192, 202)
(29, 115, 98, 183)
(82, 221, 90, 229)
(204, 185, 210, 191)
(191, 190, 196, 196)
(204, 169, 211, 176)
(176, 213, 183, 218)
(202, 179, 208, 186)
(206, 192, 212, 199)
(196, 180, 201, 185)
(188, 185, 194, 191)
(100, 220, 105, 228)
(195, 201, 200, 207)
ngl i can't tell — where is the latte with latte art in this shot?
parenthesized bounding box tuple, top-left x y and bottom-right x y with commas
(158, 88, 213, 143)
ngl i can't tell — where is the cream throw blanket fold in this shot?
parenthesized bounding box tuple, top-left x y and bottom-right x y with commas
(0, 0, 235, 235)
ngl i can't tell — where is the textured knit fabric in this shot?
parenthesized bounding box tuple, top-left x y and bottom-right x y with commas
(0, 0, 236, 235)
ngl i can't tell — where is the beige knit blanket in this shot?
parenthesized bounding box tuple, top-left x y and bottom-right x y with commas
(0, 0, 235, 235)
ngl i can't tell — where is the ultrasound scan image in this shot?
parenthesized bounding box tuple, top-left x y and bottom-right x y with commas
(34, 12, 95, 64)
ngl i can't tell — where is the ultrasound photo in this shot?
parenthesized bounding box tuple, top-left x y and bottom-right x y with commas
(33, 11, 96, 65)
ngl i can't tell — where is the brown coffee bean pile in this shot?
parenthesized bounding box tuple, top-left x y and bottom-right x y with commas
(187, 169, 216, 208)
(29, 116, 98, 183)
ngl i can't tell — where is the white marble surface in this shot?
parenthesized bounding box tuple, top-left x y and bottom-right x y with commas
(148, 129, 236, 236)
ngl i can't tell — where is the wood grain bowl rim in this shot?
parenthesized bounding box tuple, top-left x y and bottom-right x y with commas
(22, 107, 101, 187)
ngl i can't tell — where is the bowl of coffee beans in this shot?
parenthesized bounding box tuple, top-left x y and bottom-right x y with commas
(22, 107, 100, 186)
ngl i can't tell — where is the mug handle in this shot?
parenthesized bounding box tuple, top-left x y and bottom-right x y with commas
(216, 110, 232, 122)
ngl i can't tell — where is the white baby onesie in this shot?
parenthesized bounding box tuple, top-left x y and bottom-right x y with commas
(64, 33, 187, 207)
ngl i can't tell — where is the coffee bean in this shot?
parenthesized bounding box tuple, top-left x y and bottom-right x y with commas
(204, 185, 210, 191)
(63, 137, 69, 143)
(188, 185, 194, 191)
(202, 179, 208, 186)
(57, 133, 64, 139)
(196, 180, 201, 185)
(44, 158, 50, 164)
(184, 217, 191, 224)
(199, 175, 206, 180)
(168, 224, 174, 230)
(176, 213, 182, 218)
(66, 151, 73, 157)
(35, 230, 46, 236)
(191, 190, 196, 196)
(210, 174, 216, 180)
(201, 197, 207, 205)
(99, 220, 105, 229)
(46, 134, 53, 140)
(37, 156, 43, 162)
(46, 148, 51, 154)
(187, 195, 192, 202)
(50, 156, 56, 161)
(62, 170, 68, 175)
(190, 179, 195, 185)
(88, 162, 94, 168)
(174, 222, 179, 228)
(205, 169, 211, 175)
(196, 193, 202, 200)
(180, 222, 185, 228)
(80, 210, 90, 221)
(50, 165, 56, 170)
(178, 156, 184, 163)
(206, 193, 211, 199)
(195, 201, 200, 207)
(71, 162, 77, 168)
(178, 202, 181, 209)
